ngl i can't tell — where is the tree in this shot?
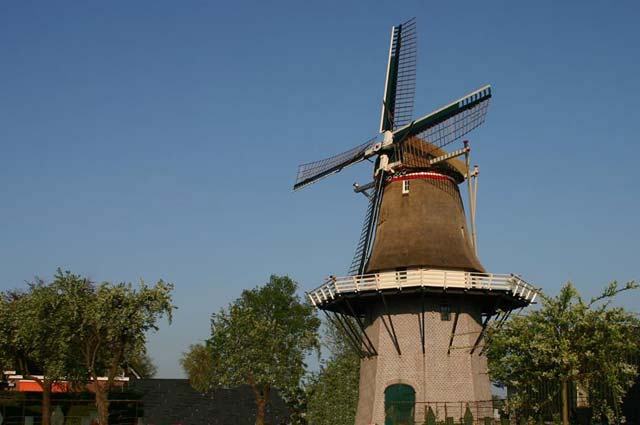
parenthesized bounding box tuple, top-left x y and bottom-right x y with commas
(486, 281, 639, 425)
(183, 275, 320, 425)
(180, 343, 215, 393)
(126, 351, 158, 379)
(306, 321, 360, 425)
(0, 277, 84, 425)
(69, 275, 174, 425)
(0, 270, 173, 425)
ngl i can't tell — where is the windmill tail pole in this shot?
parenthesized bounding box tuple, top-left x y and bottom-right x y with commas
(464, 140, 476, 253)
(471, 164, 479, 255)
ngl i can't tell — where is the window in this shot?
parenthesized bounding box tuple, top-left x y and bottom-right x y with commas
(440, 304, 451, 321)
(402, 179, 410, 194)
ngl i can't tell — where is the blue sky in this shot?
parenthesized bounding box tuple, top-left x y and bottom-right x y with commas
(1, 1, 639, 377)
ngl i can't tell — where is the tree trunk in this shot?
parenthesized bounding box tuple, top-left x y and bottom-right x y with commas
(561, 379, 569, 425)
(246, 375, 270, 425)
(256, 395, 266, 425)
(95, 384, 110, 425)
(42, 380, 52, 425)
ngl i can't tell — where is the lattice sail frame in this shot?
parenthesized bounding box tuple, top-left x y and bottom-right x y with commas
(380, 17, 417, 132)
(348, 173, 384, 276)
(393, 85, 492, 151)
(293, 137, 377, 191)
(293, 86, 491, 191)
(399, 93, 491, 168)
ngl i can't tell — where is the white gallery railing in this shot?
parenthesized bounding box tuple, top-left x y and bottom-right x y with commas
(307, 269, 538, 306)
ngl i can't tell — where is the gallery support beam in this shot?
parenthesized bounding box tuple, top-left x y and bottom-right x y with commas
(379, 291, 401, 355)
(322, 310, 366, 358)
(447, 308, 461, 356)
(470, 312, 493, 355)
(343, 298, 378, 357)
(419, 290, 426, 354)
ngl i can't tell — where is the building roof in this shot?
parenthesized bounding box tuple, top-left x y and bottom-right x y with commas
(130, 379, 290, 425)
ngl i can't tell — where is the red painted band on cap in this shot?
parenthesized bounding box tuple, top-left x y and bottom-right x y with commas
(388, 172, 455, 184)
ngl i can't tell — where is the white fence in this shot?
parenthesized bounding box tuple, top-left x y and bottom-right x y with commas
(307, 269, 538, 306)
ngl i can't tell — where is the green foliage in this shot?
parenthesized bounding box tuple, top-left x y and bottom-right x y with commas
(0, 291, 20, 372)
(67, 271, 174, 424)
(183, 275, 320, 425)
(306, 351, 359, 424)
(126, 351, 158, 378)
(305, 320, 360, 425)
(0, 279, 83, 382)
(486, 281, 639, 424)
(180, 343, 215, 393)
(0, 269, 174, 425)
(209, 275, 319, 389)
(75, 276, 174, 381)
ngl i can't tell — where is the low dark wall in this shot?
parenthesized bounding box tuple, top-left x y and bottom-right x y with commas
(0, 380, 290, 425)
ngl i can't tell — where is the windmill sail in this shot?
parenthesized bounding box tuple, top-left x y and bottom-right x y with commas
(293, 137, 377, 191)
(348, 173, 384, 275)
(380, 17, 417, 133)
(394, 85, 492, 152)
(348, 192, 377, 276)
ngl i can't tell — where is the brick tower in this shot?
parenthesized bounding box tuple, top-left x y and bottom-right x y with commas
(294, 18, 538, 425)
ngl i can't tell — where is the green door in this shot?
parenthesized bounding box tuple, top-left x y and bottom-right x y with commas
(385, 384, 415, 425)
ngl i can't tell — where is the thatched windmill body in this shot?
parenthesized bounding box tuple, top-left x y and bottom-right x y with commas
(294, 18, 538, 425)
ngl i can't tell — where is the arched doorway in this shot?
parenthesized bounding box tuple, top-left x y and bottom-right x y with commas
(384, 384, 415, 425)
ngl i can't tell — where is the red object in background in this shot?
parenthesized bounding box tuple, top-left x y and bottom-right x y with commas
(16, 381, 69, 392)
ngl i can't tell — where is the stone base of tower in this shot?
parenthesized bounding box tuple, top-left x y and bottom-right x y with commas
(354, 296, 492, 425)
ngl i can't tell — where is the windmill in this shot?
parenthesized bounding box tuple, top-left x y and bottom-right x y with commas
(294, 18, 538, 425)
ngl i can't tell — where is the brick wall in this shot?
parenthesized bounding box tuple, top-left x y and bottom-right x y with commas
(355, 295, 492, 425)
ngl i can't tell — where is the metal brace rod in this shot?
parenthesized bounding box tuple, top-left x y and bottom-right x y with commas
(470, 297, 505, 356)
(332, 310, 365, 355)
(491, 310, 504, 326)
(353, 181, 374, 192)
(322, 310, 365, 358)
(497, 309, 513, 327)
(379, 292, 401, 355)
(479, 307, 523, 356)
(447, 308, 460, 356)
(451, 345, 484, 350)
(344, 298, 378, 356)
(334, 302, 375, 357)
(339, 309, 375, 358)
(342, 309, 376, 357)
(452, 330, 482, 336)
(470, 312, 493, 355)
(353, 181, 375, 200)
